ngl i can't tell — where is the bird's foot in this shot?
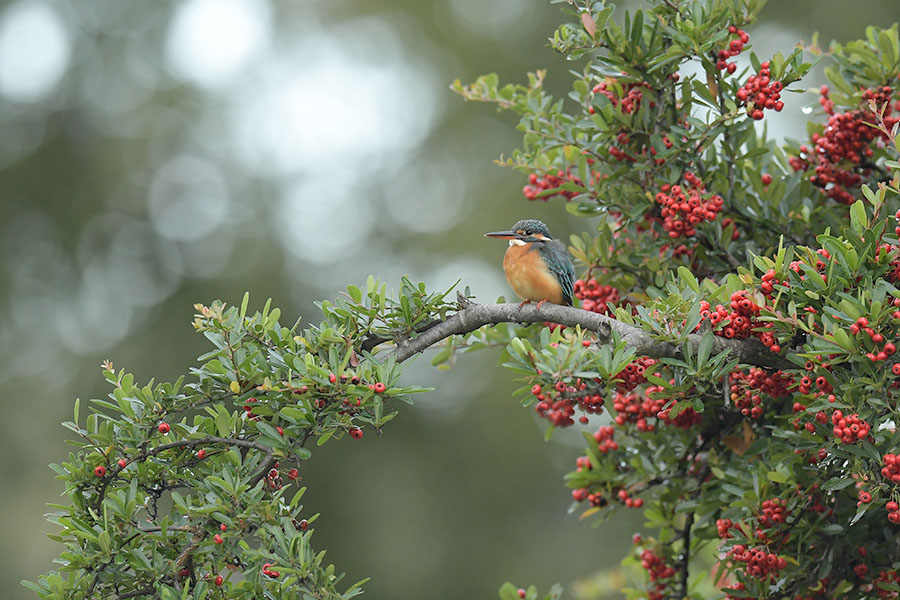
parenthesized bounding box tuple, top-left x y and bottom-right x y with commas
(534, 299, 547, 311)
(518, 299, 532, 309)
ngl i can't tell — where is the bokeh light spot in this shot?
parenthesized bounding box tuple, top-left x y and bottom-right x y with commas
(277, 177, 374, 265)
(0, 1, 70, 102)
(230, 26, 437, 176)
(148, 155, 230, 241)
(165, 0, 270, 89)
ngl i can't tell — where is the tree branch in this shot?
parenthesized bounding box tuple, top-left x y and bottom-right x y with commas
(387, 294, 791, 370)
(680, 510, 695, 598)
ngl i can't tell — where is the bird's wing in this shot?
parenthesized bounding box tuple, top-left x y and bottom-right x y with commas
(546, 241, 576, 306)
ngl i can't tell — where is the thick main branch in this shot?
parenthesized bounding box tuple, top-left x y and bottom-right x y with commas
(389, 295, 791, 370)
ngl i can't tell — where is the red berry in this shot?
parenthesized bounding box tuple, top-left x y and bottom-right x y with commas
(374, 382, 386, 394)
(350, 427, 363, 440)
(158, 422, 170, 434)
(761, 173, 772, 186)
(328, 373, 337, 383)
(214, 533, 223, 544)
(118, 459, 127, 468)
(94, 465, 106, 478)
(197, 449, 206, 459)
(517, 589, 526, 599)
(214, 575, 224, 586)
(220, 523, 227, 531)
(299, 519, 309, 530)
(276, 426, 284, 436)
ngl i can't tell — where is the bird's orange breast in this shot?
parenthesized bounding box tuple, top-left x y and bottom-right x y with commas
(502, 243, 564, 304)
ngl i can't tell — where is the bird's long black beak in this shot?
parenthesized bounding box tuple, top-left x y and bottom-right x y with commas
(484, 230, 522, 240)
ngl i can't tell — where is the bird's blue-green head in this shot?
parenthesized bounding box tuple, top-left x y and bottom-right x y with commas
(483, 219, 553, 242)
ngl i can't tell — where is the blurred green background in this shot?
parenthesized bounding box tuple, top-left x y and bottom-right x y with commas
(1, 1, 898, 599)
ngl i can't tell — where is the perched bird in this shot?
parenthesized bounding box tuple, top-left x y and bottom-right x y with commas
(484, 219, 575, 307)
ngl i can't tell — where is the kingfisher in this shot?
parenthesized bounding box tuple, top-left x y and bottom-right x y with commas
(484, 219, 575, 308)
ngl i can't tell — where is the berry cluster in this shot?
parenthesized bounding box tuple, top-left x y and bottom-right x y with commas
(736, 61, 783, 120)
(616, 357, 658, 391)
(723, 583, 748, 599)
(848, 316, 897, 362)
(573, 278, 620, 315)
(716, 517, 741, 539)
(654, 172, 724, 238)
(593, 425, 618, 453)
(885, 238, 900, 283)
(607, 132, 672, 164)
(571, 486, 608, 507)
(791, 85, 900, 204)
(590, 79, 653, 115)
(726, 545, 787, 579)
(611, 385, 703, 431)
(522, 169, 591, 201)
(655, 390, 704, 429)
(857, 488, 872, 506)
(531, 380, 605, 427)
(575, 455, 592, 472)
(262, 563, 280, 578)
(758, 498, 788, 528)
(700, 292, 759, 338)
(613, 389, 666, 432)
(874, 570, 900, 598)
(797, 446, 829, 465)
(729, 368, 792, 419)
(830, 410, 870, 444)
(715, 25, 750, 73)
(759, 268, 787, 298)
(266, 465, 284, 490)
(616, 487, 644, 508)
(698, 290, 772, 345)
(881, 454, 900, 485)
(638, 548, 675, 600)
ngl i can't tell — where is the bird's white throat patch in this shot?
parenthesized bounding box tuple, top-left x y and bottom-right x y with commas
(508, 239, 527, 246)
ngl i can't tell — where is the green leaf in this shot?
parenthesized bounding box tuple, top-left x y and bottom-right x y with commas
(697, 332, 713, 366)
(20, 581, 48, 594)
(257, 421, 288, 448)
(766, 470, 788, 484)
(499, 582, 521, 600)
(347, 284, 363, 304)
(822, 477, 855, 491)
(240, 291, 250, 319)
(280, 406, 309, 423)
(216, 410, 231, 438)
(678, 266, 700, 294)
